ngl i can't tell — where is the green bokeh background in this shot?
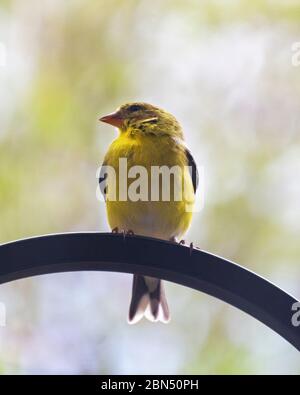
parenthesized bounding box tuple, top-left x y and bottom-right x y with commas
(0, 0, 300, 373)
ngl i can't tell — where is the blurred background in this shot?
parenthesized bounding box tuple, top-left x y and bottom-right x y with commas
(0, 0, 300, 374)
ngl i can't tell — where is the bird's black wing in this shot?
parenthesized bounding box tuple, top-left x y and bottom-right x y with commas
(185, 147, 199, 193)
(98, 160, 108, 201)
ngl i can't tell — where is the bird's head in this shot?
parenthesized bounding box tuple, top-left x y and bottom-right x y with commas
(99, 102, 183, 138)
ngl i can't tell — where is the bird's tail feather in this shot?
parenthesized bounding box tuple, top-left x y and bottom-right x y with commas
(128, 275, 170, 324)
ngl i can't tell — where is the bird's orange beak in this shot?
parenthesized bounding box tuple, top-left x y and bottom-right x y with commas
(99, 111, 124, 128)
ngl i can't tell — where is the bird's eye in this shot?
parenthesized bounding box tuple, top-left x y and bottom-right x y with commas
(128, 105, 143, 112)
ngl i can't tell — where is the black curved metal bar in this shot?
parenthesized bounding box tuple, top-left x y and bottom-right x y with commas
(0, 232, 299, 351)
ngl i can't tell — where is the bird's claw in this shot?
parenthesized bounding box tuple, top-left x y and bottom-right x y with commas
(179, 239, 194, 256)
(111, 228, 135, 242)
(123, 229, 134, 242)
(189, 242, 194, 256)
(173, 238, 194, 256)
(112, 227, 134, 236)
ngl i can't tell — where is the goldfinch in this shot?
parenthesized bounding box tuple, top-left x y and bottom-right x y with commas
(99, 103, 198, 324)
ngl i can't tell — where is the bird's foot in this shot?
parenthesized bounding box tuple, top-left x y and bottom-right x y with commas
(112, 228, 135, 240)
(189, 242, 194, 256)
(112, 227, 134, 234)
(122, 229, 134, 242)
(173, 238, 194, 256)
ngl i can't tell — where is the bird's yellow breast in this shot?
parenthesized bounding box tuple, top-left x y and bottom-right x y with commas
(103, 132, 195, 240)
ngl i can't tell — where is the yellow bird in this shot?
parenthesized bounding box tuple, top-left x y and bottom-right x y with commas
(99, 103, 198, 324)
